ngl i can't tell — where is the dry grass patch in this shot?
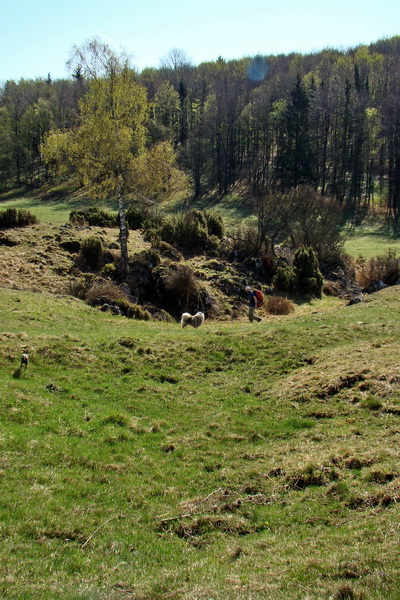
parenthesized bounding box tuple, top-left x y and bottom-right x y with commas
(266, 295, 295, 315)
(0, 222, 149, 294)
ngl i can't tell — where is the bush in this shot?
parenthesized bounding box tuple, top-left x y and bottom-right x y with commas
(266, 295, 295, 315)
(294, 246, 324, 297)
(79, 237, 104, 270)
(203, 210, 225, 239)
(322, 281, 340, 296)
(142, 209, 225, 252)
(140, 248, 161, 267)
(273, 264, 297, 294)
(84, 281, 151, 320)
(174, 211, 209, 250)
(0, 207, 38, 228)
(127, 303, 152, 320)
(125, 205, 156, 230)
(69, 274, 96, 299)
(85, 281, 128, 306)
(70, 207, 117, 227)
(164, 264, 200, 308)
(356, 249, 400, 289)
(230, 221, 259, 257)
(102, 263, 117, 278)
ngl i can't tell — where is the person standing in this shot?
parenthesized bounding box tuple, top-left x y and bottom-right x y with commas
(245, 286, 262, 322)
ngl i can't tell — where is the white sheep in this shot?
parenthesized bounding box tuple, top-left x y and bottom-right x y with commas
(181, 311, 205, 329)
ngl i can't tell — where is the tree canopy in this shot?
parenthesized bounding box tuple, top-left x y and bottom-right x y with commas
(3, 36, 400, 232)
(41, 38, 180, 277)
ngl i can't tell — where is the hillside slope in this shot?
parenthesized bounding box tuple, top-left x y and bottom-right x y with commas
(0, 218, 273, 320)
(1, 285, 399, 599)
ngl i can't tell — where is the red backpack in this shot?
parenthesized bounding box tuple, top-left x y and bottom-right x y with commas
(255, 290, 264, 305)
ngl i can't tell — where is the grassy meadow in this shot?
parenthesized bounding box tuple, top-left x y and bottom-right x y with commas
(342, 217, 400, 260)
(0, 183, 117, 225)
(1, 283, 400, 599)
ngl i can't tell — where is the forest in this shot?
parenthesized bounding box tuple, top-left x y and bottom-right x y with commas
(2, 36, 400, 229)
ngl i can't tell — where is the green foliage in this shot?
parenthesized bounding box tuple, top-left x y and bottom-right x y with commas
(273, 263, 298, 293)
(173, 210, 209, 249)
(5, 36, 400, 229)
(293, 246, 324, 297)
(83, 280, 152, 320)
(141, 248, 161, 267)
(125, 204, 153, 229)
(144, 209, 224, 252)
(273, 247, 323, 297)
(69, 207, 117, 227)
(0, 207, 38, 228)
(78, 236, 104, 270)
(127, 302, 152, 320)
(203, 209, 225, 238)
(101, 263, 117, 278)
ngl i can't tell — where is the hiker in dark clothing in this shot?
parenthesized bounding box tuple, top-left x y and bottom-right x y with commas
(245, 286, 262, 322)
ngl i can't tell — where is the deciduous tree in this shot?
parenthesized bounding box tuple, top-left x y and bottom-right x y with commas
(42, 37, 180, 277)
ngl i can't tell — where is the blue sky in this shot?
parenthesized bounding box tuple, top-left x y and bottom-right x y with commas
(2, 0, 400, 82)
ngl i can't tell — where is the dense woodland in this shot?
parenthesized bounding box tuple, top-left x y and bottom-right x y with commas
(2, 36, 400, 228)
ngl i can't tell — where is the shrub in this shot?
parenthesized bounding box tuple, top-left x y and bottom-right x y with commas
(294, 246, 324, 297)
(69, 274, 96, 299)
(84, 281, 151, 320)
(102, 263, 117, 278)
(164, 264, 200, 308)
(79, 237, 104, 270)
(356, 249, 400, 289)
(70, 207, 117, 227)
(266, 295, 295, 315)
(0, 207, 38, 228)
(140, 248, 161, 267)
(230, 221, 259, 257)
(143, 209, 224, 252)
(203, 210, 225, 239)
(174, 211, 209, 250)
(127, 303, 151, 320)
(85, 281, 128, 306)
(322, 281, 340, 296)
(125, 205, 157, 230)
(273, 264, 297, 294)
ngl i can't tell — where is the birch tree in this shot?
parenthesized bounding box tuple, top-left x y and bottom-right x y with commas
(42, 37, 178, 278)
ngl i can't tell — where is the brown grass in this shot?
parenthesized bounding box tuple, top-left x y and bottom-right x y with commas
(266, 295, 295, 315)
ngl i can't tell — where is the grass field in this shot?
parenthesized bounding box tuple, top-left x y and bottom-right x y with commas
(1, 285, 400, 599)
(0, 183, 117, 225)
(342, 218, 400, 259)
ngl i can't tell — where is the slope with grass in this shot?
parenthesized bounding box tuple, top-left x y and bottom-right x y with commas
(1, 284, 399, 600)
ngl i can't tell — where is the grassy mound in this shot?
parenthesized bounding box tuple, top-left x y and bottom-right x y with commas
(1, 285, 400, 599)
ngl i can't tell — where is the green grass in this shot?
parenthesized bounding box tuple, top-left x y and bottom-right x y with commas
(343, 217, 400, 259)
(0, 183, 117, 225)
(1, 286, 400, 599)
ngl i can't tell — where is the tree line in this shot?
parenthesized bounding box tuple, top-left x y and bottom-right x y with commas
(2, 36, 400, 229)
